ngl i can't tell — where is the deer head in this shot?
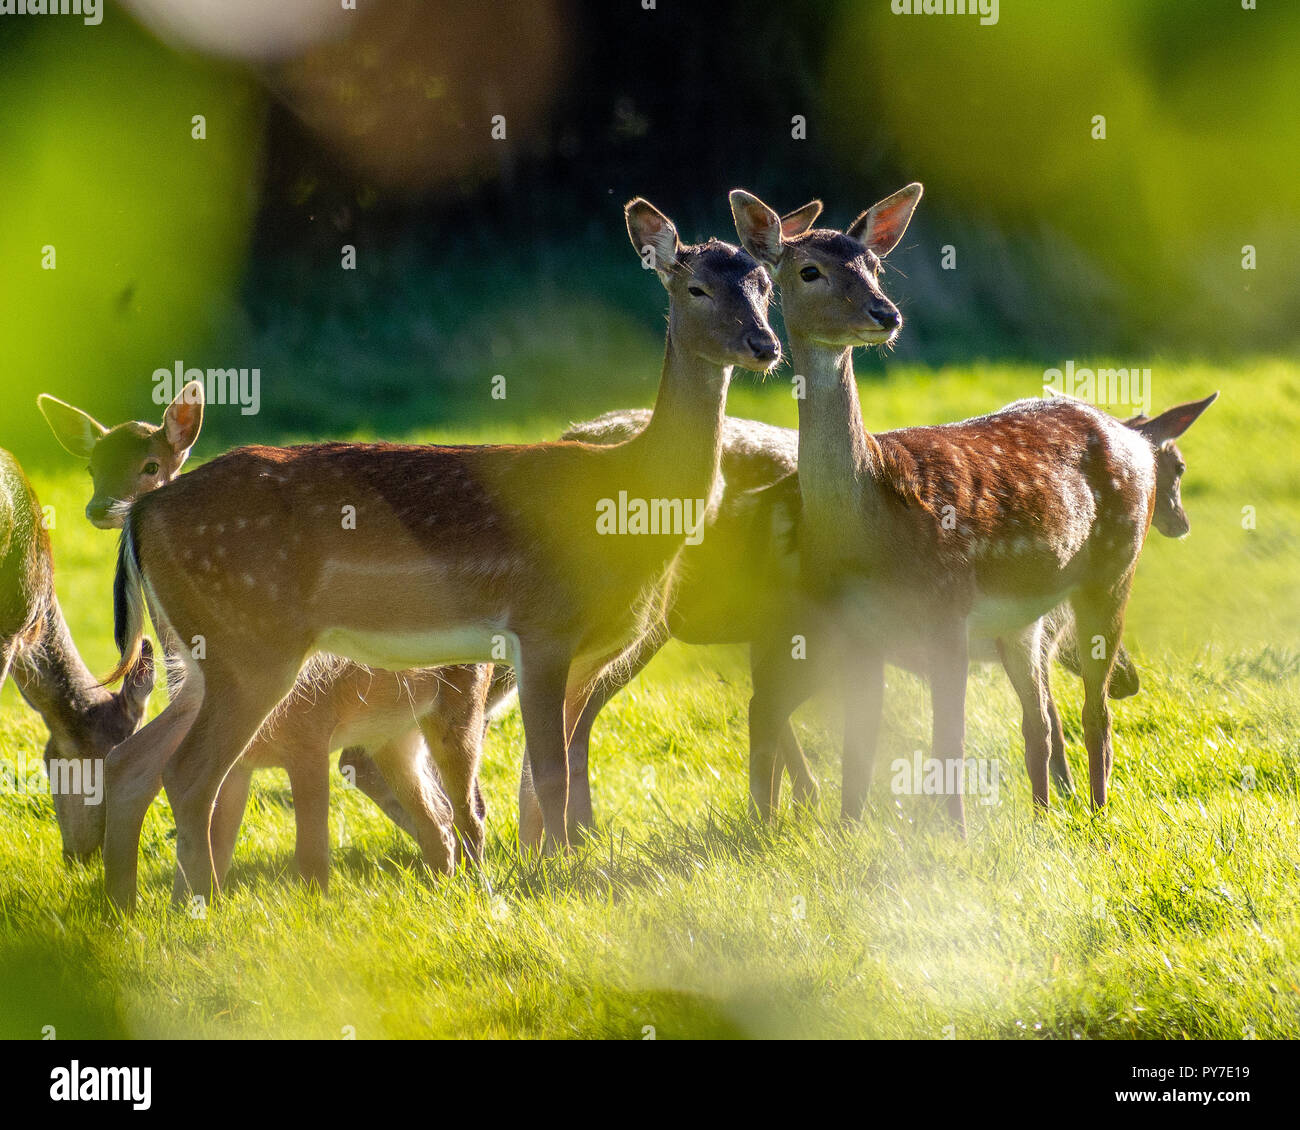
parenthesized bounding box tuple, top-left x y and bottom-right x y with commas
(627, 198, 780, 372)
(38, 383, 204, 529)
(44, 639, 155, 860)
(1124, 393, 1218, 538)
(729, 184, 923, 348)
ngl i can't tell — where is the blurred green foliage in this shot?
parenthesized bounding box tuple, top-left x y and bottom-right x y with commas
(829, 0, 1300, 350)
(0, 1, 1296, 452)
(0, 12, 263, 459)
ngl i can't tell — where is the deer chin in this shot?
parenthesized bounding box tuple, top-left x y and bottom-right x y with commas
(87, 500, 132, 530)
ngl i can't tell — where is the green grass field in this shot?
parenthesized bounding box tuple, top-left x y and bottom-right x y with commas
(1, 357, 1297, 1039)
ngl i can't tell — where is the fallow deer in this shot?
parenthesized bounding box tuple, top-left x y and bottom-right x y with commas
(516, 403, 1150, 840)
(100, 198, 780, 908)
(0, 449, 154, 858)
(730, 186, 1215, 827)
(40, 384, 506, 891)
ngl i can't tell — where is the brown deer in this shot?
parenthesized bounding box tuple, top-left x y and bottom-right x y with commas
(729, 186, 1216, 827)
(100, 198, 780, 908)
(516, 400, 1152, 841)
(40, 383, 506, 892)
(0, 449, 154, 859)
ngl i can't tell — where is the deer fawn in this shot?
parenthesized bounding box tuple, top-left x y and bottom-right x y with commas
(730, 186, 1216, 826)
(100, 198, 779, 908)
(41, 383, 508, 891)
(0, 449, 155, 859)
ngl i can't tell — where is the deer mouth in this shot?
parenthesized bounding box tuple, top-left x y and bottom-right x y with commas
(86, 500, 131, 530)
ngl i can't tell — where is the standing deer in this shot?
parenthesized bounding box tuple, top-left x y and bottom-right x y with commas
(728, 186, 1216, 827)
(100, 198, 780, 908)
(519, 401, 1155, 841)
(40, 384, 504, 891)
(0, 449, 154, 858)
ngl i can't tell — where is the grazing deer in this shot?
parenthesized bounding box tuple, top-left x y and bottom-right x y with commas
(100, 198, 780, 908)
(0, 449, 154, 858)
(39, 385, 504, 891)
(729, 186, 1216, 827)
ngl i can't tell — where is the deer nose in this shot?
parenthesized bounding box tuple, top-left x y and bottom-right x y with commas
(746, 334, 780, 364)
(86, 501, 108, 521)
(873, 307, 901, 330)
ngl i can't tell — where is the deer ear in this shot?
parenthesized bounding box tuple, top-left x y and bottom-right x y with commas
(163, 381, 204, 454)
(847, 182, 924, 257)
(780, 200, 823, 240)
(1137, 391, 1218, 444)
(37, 395, 107, 460)
(729, 189, 784, 267)
(625, 198, 681, 285)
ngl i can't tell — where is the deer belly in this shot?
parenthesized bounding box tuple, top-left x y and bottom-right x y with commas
(315, 625, 516, 671)
(968, 590, 1073, 640)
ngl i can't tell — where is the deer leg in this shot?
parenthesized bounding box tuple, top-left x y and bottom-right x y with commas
(997, 626, 1052, 810)
(560, 659, 613, 843)
(209, 762, 252, 886)
(1069, 587, 1126, 809)
(285, 748, 331, 892)
(339, 745, 416, 838)
(161, 661, 301, 907)
(1108, 645, 1141, 699)
(103, 681, 203, 911)
(518, 632, 664, 847)
(419, 665, 490, 864)
(841, 643, 884, 821)
(779, 721, 820, 808)
(368, 730, 455, 877)
(929, 627, 970, 833)
(515, 645, 573, 855)
(1037, 628, 1075, 796)
(517, 754, 545, 854)
(748, 640, 818, 821)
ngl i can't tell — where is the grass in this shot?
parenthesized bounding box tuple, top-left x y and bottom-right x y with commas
(1, 355, 1297, 1039)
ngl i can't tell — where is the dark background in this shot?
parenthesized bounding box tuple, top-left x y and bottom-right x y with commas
(2, 0, 1297, 449)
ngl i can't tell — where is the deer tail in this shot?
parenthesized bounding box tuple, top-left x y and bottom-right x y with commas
(105, 519, 146, 686)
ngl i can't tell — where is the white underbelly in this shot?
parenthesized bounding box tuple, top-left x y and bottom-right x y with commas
(315, 625, 517, 671)
(968, 589, 1073, 640)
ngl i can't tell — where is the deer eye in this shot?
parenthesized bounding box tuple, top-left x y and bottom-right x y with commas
(799, 265, 821, 282)
(143, 462, 160, 476)
(687, 285, 709, 298)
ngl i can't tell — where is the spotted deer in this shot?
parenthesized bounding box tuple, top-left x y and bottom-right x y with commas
(730, 186, 1216, 826)
(100, 198, 779, 908)
(39, 381, 503, 892)
(518, 399, 1151, 840)
(0, 449, 154, 858)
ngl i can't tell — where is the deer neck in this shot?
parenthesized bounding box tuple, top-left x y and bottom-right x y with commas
(11, 601, 109, 744)
(792, 337, 886, 540)
(630, 336, 731, 504)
